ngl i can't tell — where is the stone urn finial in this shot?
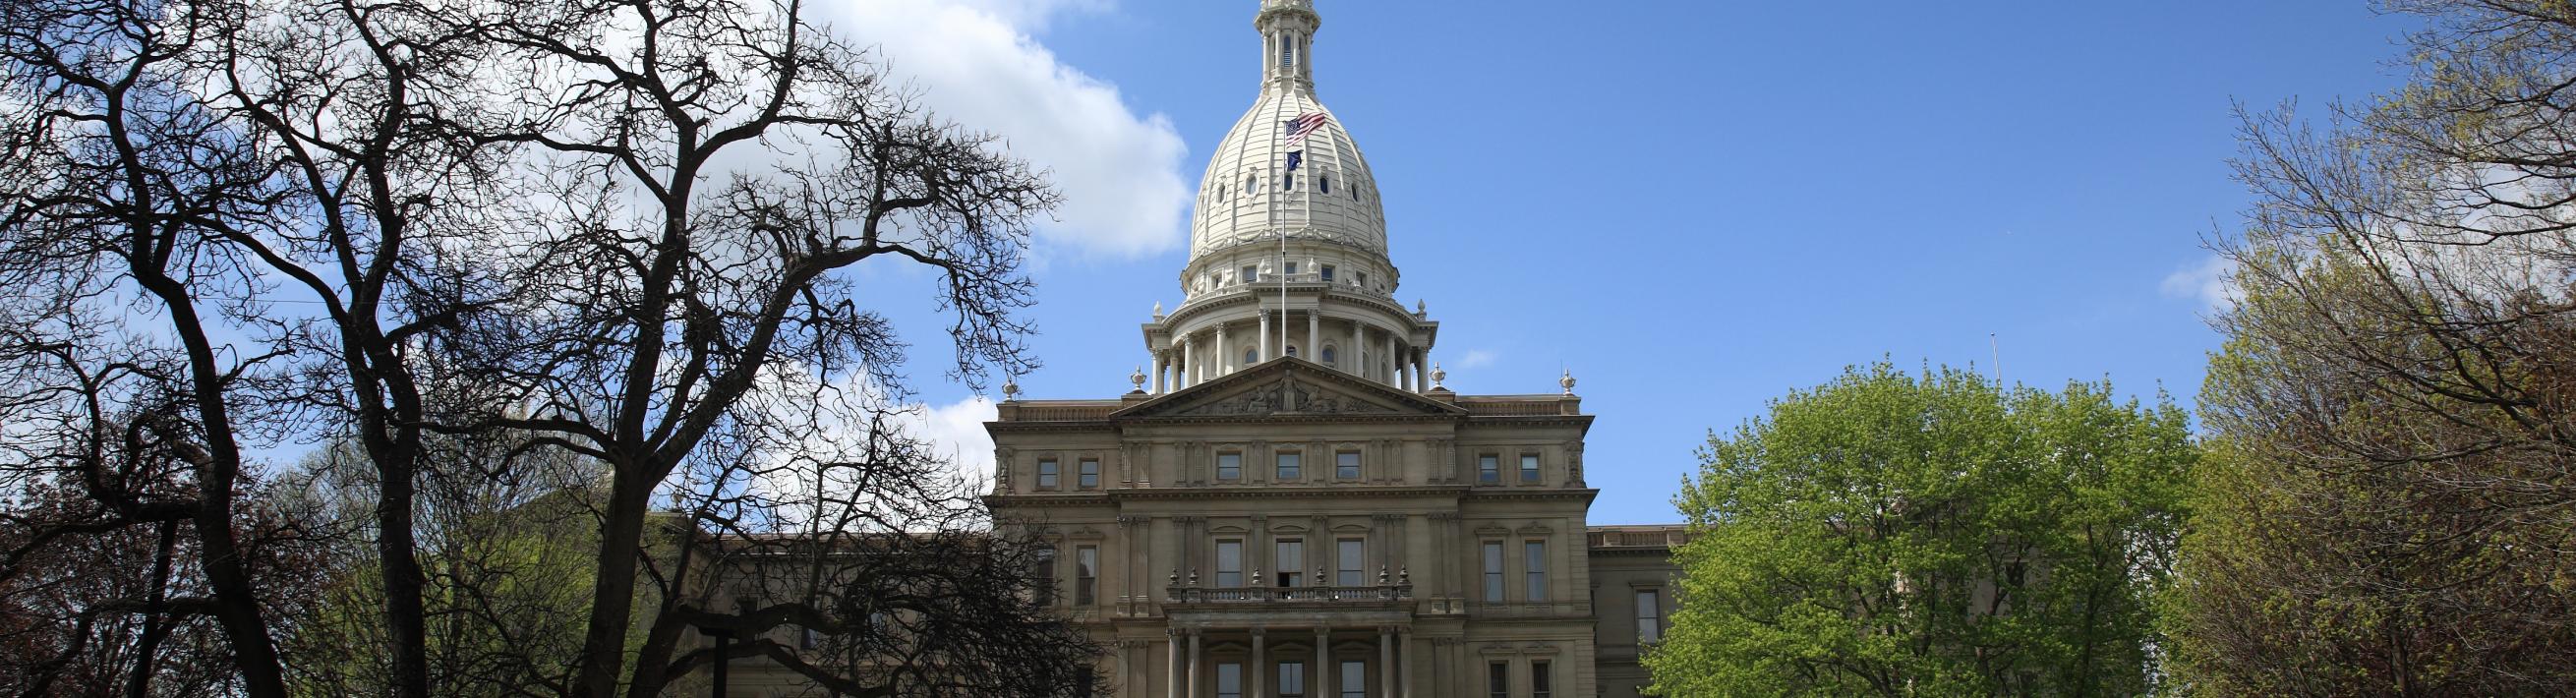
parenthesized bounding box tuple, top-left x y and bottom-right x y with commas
(1252, 567, 1263, 587)
(1169, 568, 1181, 586)
(1431, 362, 1446, 389)
(1001, 378, 1021, 401)
(1414, 299, 1427, 317)
(1129, 366, 1147, 392)
(1559, 369, 1577, 395)
(1378, 565, 1390, 585)
(1151, 301, 1164, 320)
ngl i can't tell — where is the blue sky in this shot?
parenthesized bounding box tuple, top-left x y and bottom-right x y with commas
(830, 0, 2415, 523)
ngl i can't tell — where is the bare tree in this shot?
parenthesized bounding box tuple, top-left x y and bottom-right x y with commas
(3, 0, 1094, 695)
(2168, 1, 2576, 694)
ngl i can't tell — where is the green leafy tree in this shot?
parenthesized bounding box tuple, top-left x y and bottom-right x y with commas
(1648, 363, 2195, 697)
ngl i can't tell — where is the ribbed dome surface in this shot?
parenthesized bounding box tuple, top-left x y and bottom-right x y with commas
(1187, 34, 1385, 262)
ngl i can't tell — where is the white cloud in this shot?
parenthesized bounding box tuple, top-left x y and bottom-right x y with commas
(811, 0, 1192, 257)
(2161, 255, 2241, 312)
(1456, 349, 1500, 370)
(903, 394, 1000, 494)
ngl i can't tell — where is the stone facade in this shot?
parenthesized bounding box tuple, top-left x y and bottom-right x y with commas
(989, 368, 1682, 698)
(984, 3, 1687, 696)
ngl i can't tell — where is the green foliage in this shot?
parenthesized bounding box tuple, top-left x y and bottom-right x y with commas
(1648, 362, 2195, 697)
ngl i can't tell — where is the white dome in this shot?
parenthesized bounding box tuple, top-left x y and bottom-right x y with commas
(1187, 1, 1387, 264)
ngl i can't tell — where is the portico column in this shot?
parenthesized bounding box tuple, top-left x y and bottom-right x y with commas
(1397, 629, 1414, 698)
(1186, 629, 1201, 698)
(1378, 627, 1395, 698)
(1250, 628, 1266, 698)
(1216, 326, 1231, 376)
(1153, 351, 1168, 394)
(1166, 628, 1182, 698)
(1314, 628, 1331, 696)
(1259, 312, 1271, 364)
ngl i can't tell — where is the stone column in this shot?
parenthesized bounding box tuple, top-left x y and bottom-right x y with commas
(1153, 350, 1167, 394)
(1307, 309, 1319, 361)
(1259, 312, 1270, 364)
(1166, 628, 1182, 698)
(1397, 629, 1415, 698)
(1348, 320, 1362, 375)
(1216, 326, 1231, 376)
(1314, 628, 1331, 696)
(1382, 335, 1398, 386)
(1378, 627, 1396, 698)
(1186, 629, 1201, 698)
(1181, 336, 1196, 388)
(1413, 347, 1429, 392)
(1250, 628, 1266, 698)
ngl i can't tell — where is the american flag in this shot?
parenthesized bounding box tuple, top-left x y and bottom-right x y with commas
(1285, 112, 1330, 145)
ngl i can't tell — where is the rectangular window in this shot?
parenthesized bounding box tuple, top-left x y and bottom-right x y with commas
(1525, 541, 1548, 601)
(1275, 540, 1305, 587)
(1321, 264, 1335, 281)
(1478, 455, 1499, 485)
(1339, 661, 1366, 698)
(1336, 539, 1365, 587)
(1033, 548, 1057, 605)
(1276, 451, 1302, 480)
(1278, 662, 1306, 698)
(1488, 662, 1508, 698)
(1243, 265, 1259, 283)
(1217, 663, 1244, 698)
(1533, 661, 1552, 698)
(1483, 542, 1505, 602)
(1079, 458, 1099, 489)
(1217, 452, 1242, 481)
(1287, 262, 1300, 275)
(1075, 546, 1098, 606)
(1216, 541, 1244, 588)
(1335, 451, 1360, 480)
(1637, 589, 1664, 643)
(1520, 454, 1540, 484)
(1037, 459, 1059, 489)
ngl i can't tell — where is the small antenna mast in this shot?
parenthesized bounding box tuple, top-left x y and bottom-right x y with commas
(1990, 332, 2001, 384)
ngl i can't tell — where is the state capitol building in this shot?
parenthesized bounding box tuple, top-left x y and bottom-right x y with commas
(981, 2, 1686, 696)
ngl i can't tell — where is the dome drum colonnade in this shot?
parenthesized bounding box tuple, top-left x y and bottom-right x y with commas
(1140, 0, 1437, 396)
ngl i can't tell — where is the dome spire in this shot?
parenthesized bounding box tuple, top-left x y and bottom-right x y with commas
(1257, 0, 1320, 93)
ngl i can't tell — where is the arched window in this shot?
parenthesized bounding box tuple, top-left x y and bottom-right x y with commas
(1244, 348, 1258, 366)
(1245, 174, 1256, 194)
(1286, 344, 1300, 358)
(1283, 173, 1295, 191)
(1321, 346, 1337, 366)
(1320, 176, 1331, 195)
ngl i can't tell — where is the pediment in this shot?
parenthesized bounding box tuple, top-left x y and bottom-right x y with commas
(1112, 357, 1466, 420)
